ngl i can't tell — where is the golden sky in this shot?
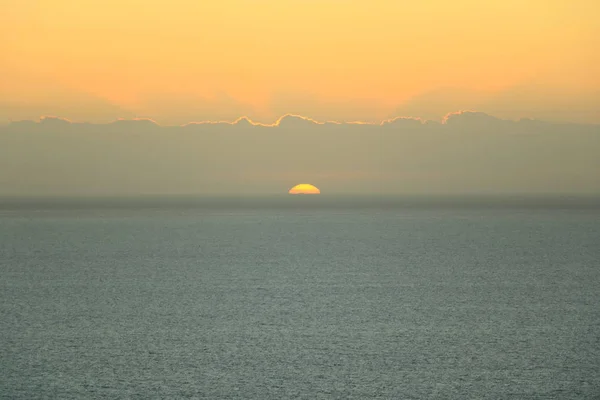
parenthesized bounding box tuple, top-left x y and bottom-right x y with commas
(1, 0, 599, 124)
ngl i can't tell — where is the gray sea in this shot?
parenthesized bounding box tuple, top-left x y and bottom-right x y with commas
(1, 197, 599, 399)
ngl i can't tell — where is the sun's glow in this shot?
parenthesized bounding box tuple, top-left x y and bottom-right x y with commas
(289, 184, 321, 195)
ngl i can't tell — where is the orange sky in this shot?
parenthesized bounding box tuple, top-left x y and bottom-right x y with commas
(1, 0, 599, 124)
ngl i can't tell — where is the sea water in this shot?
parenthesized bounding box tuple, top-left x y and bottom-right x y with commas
(1, 198, 599, 399)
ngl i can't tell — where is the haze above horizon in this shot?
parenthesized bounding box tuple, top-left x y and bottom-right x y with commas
(1, 110, 599, 196)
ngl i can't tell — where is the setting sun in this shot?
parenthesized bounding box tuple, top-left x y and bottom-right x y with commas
(289, 184, 321, 195)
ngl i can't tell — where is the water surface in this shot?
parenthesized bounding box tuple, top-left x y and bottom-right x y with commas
(1, 198, 599, 398)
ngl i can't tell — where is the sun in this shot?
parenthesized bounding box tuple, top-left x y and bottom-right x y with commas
(289, 183, 321, 195)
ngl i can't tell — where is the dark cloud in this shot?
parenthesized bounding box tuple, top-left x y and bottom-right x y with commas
(1, 112, 599, 196)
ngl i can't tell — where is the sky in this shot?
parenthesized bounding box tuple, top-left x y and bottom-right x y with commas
(1, 0, 599, 124)
(1, 1, 599, 196)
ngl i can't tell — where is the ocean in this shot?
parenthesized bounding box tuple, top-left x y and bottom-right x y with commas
(1, 197, 599, 399)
